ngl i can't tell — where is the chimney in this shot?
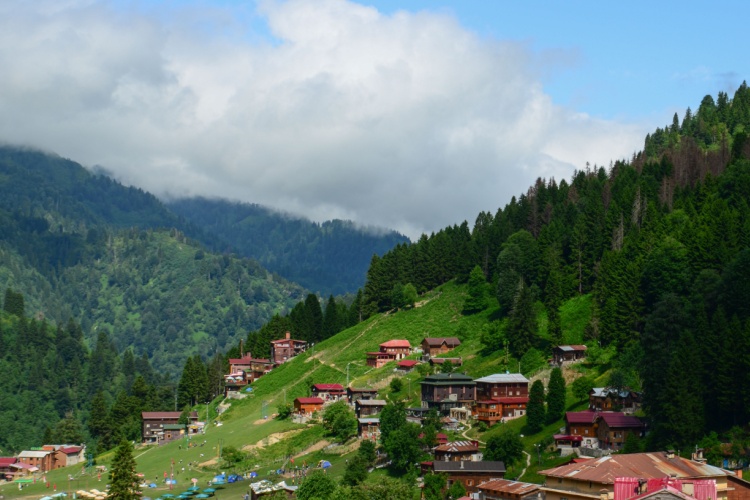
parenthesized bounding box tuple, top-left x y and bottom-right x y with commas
(285, 331, 290, 340)
(460, 461, 464, 469)
(737, 469, 743, 480)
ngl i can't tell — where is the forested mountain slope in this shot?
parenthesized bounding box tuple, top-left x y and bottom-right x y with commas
(360, 81, 750, 448)
(167, 197, 409, 295)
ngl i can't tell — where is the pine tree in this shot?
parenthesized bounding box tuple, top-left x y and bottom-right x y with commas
(108, 440, 140, 500)
(506, 279, 537, 357)
(463, 265, 488, 314)
(546, 367, 566, 424)
(526, 380, 545, 434)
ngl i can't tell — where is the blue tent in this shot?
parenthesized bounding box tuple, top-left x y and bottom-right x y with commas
(318, 461, 331, 469)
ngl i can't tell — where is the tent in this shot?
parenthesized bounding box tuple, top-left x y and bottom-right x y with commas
(317, 460, 331, 469)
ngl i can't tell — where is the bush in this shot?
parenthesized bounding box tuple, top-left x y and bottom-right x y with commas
(389, 377, 403, 392)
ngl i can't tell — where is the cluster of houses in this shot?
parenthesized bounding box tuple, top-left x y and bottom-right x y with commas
(0, 445, 86, 479)
(141, 411, 202, 445)
(224, 332, 308, 397)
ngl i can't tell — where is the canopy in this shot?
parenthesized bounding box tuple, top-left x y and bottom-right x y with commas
(201, 489, 215, 494)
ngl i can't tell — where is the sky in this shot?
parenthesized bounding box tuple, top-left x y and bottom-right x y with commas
(0, 0, 747, 240)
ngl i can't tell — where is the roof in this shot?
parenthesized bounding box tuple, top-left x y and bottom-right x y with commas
(475, 373, 529, 384)
(430, 357, 462, 365)
(0, 457, 17, 466)
(18, 450, 52, 458)
(398, 360, 420, 367)
(380, 340, 411, 348)
(599, 413, 644, 428)
(356, 399, 387, 406)
(422, 373, 475, 385)
(591, 387, 639, 399)
(295, 397, 324, 404)
(555, 345, 588, 352)
(566, 410, 602, 424)
(629, 486, 696, 500)
(142, 411, 199, 419)
(478, 479, 540, 495)
(358, 418, 380, 424)
(270, 338, 306, 344)
(432, 461, 506, 473)
(434, 441, 479, 453)
(228, 355, 254, 364)
(60, 446, 82, 454)
(539, 452, 730, 484)
(553, 434, 583, 442)
(162, 424, 185, 430)
(423, 337, 461, 347)
(312, 383, 345, 391)
(348, 387, 377, 393)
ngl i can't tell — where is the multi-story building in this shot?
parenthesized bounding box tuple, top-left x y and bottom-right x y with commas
(270, 332, 307, 364)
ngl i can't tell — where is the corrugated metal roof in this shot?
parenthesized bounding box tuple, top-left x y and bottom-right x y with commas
(435, 441, 479, 453)
(312, 383, 345, 391)
(475, 373, 529, 384)
(539, 452, 730, 485)
(295, 397, 324, 404)
(358, 418, 380, 424)
(478, 479, 540, 495)
(18, 450, 51, 458)
(356, 399, 386, 406)
(423, 337, 461, 347)
(380, 340, 411, 348)
(142, 411, 198, 419)
(599, 413, 644, 428)
(433, 461, 505, 473)
(566, 410, 602, 424)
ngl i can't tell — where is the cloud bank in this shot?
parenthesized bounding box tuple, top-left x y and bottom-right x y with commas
(0, 0, 648, 239)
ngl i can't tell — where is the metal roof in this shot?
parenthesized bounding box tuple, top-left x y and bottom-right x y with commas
(18, 450, 52, 458)
(478, 479, 540, 495)
(434, 441, 479, 453)
(358, 418, 380, 424)
(539, 452, 730, 485)
(356, 399, 386, 406)
(423, 337, 461, 347)
(475, 373, 529, 384)
(432, 461, 506, 473)
(295, 397, 324, 404)
(380, 340, 411, 348)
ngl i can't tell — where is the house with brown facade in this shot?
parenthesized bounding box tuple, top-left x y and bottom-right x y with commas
(589, 387, 642, 412)
(228, 353, 255, 374)
(421, 337, 461, 357)
(294, 397, 324, 416)
(422, 460, 506, 494)
(473, 373, 529, 425)
(366, 340, 412, 368)
(421, 373, 476, 415)
(347, 387, 378, 404)
(597, 412, 645, 450)
(556, 410, 600, 449)
(397, 359, 420, 372)
(357, 418, 380, 440)
(51, 445, 85, 468)
(18, 450, 54, 472)
(141, 411, 199, 444)
(551, 345, 588, 364)
(270, 332, 307, 364)
(311, 383, 346, 401)
(246, 358, 276, 381)
(539, 451, 735, 500)
(477, 478, 541, 500)
(429, 357, 462, 367)
(355, 399, 386, 418)
(433, 440, 482, 462)
(474, 398, 529, 427)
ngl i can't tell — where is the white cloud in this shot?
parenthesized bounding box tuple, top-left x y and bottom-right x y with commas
(0, 0, 648, 239)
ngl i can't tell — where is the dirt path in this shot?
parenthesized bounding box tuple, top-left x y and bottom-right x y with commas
(242, 429, 304, 452)
(517, 450, 531, 480)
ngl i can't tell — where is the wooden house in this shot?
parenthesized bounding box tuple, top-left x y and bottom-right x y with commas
(51, 446, 85, 468)
(247, 358, 275, 381)
(596, 412, 645, 450)
(474, 397, 529, 426)
(396, 359, 420, 372)
(551, 345, 588, 364)
(311, 383, 346, 401)
(355, 399, 386, 418)
(141, 411, 199, 444)
(347, 387, 378, 404)
(589, 387, 642, 412)
(560, 410, 600, 449)
(433, 440, 482, 462)
(475, 373, 529, 400)
(294, 397, 324, 416)
(270, 332, 307, 364)
(357, 418, 380, 440)
(422, 460, 506, 494)
(420, 373, 476, 415)
(429, 357, 462, 367)
(421, 337, 461, 357)
(18, 450, 54, 472)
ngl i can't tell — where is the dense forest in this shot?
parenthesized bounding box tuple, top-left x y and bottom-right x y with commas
(358, 82, 750, 449)
(167, 197, 409, 296)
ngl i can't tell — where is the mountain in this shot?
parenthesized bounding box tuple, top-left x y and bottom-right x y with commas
(0, 146, 306, 375)
(166, 197, 410, 296)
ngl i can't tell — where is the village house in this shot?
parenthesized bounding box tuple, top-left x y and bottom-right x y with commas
(539, 451, 739, 500)
(396, 359, 420, 372)
(357, 418, 380, 440)
(419, 432, 449, 446)
(366, 340, 412, 368)
(0, 457, 17, 481)
(270, 332, 307, 364)
(50, 445, 85, 468)
(346, 387, 378, 404)
(477, 478, 541, 500)
(422, 460, 506, 494)
(597, 413, 645, 450)
(473, 373, 529, 426)
(141, 411, 199, 444)
(551, 345, 588, 364)
(355, 399, 386, 418)
(421, 373, 476, 415)
(556, 410, 600, 449)
(612, 477, 719, 500)
(433, 440, 482, 462)
(246, 358, 275, 382)
(294, 397, 324, 416)
(311, 383, 346, 401)
(228, 353, 254, 373)
(421, 337, 461, 357)
(589, 387, 642, 412)
(18, 449, 54, 472)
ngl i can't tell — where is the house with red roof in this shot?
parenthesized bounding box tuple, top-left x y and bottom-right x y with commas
(557, 410, 600, 449)
(294, 397, 324, 416)
(366, 340, 412, 367)
(477, 478, 540, 500)
(51, 445, 85, 468)
(0, 457, 18, 481)
(397, 359, 420, 372)
(597, 412, 645, 450)
(311, 383, 346, 400)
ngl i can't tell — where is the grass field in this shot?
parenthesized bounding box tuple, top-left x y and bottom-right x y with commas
(0, 283, 601, 500)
